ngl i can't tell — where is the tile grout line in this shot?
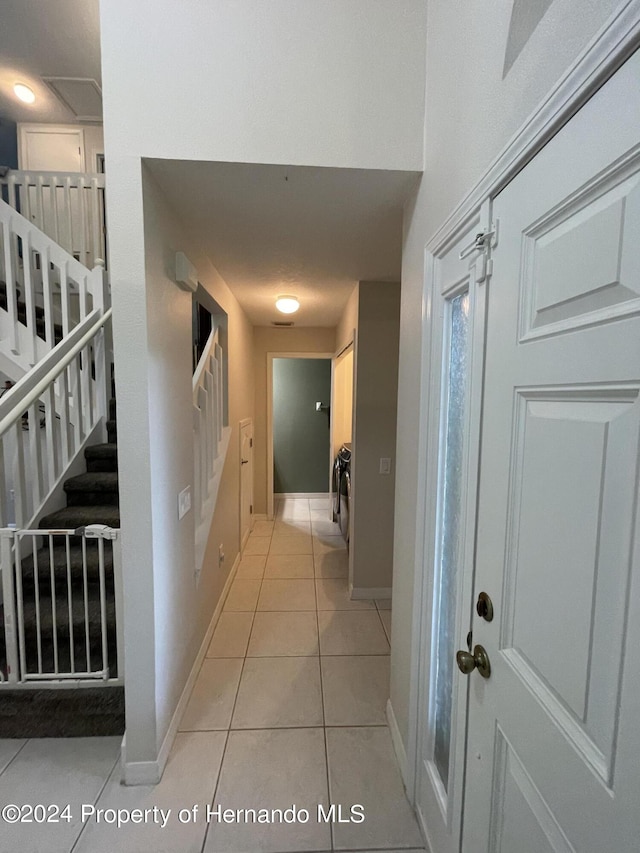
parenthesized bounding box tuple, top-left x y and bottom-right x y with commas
(313, 501, 336, 853)
(199, 725, 231, 853)
(374, 602, 392, 648)
(69, 745, 121, 853)
(210, 501, 397, 853)
(200, 512, 273, 853)
(0, 736, 30, 778)
(181, 723, 389, 733)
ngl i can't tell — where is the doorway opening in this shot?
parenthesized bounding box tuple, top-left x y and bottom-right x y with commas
(266, 353, 333, 519)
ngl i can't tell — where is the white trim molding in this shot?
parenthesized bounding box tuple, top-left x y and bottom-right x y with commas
(350, 585, 392, 600)
(428, 0, 640, 257)
(387, 699, 408, 784)
(266, 351, 334, 519)
(239, 417, 254, 551)
(121, 550, 241, 785)
(404, 0, 640, 812)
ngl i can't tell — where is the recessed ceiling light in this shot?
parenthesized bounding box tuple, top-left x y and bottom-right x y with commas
(14, 83, 35, 104)
(275, 295, 300, 314)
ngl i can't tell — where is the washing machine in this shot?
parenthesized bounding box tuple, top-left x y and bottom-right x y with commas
(332, 443, 351, 522)
(333, 442, 351, 545)
(339, 465, 351, 547)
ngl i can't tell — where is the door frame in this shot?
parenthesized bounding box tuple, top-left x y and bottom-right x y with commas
(404, 3, 640, 843)
(239, 417, 253, 551)
(266, 351, 334, 520)
(413, 203, 491, 853)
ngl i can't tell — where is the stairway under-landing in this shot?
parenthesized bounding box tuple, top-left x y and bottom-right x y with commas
(0, 396, 125, 737)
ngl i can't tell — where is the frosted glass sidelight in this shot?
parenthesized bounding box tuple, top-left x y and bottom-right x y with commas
(433, 290, 469, 792)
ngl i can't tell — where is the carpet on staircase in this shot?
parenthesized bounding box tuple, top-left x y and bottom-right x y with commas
(0, 280, 64, 345)
(0, 390, 124, 737)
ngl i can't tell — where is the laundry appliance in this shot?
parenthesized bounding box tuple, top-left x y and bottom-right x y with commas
(332, 442, 351, 547)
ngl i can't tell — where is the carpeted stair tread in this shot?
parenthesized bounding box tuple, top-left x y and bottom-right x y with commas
(0, 687, 125, 737)
(64, 472, 118, 492)
(85, 443, 117, 461)
(1, 281, 63, 341)
(63, 473, 119, 505)
(0, 358, 123, 737)
(85, 443, 118, 473)
(19, 543, 114, 587)
(11, 591, 117, 638)
(1, 638, 119, 685)
(39, 506, 121, 530)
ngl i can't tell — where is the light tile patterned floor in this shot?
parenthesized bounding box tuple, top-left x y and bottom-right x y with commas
(0, 498, 423, 853)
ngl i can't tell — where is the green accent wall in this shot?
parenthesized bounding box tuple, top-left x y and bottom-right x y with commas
(273, 358, 331, 493)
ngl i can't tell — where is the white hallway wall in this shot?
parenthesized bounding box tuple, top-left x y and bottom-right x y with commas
(110, 161, 254, 774)
(99, 0, 427, 775)
(100, 0, 426, 171)
(392, 0, 626, 767)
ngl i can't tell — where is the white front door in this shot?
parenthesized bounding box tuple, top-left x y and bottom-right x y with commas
(463, 51, 640, 852)
(240, 419, 253, 549)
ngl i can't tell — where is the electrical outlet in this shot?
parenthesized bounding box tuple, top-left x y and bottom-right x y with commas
(379, 457, 392, 475)
(218, 544, 225, 567)
(178, 486, 191, 520)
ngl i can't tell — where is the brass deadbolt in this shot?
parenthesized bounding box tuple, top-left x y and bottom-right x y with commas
(476, 591, 494, 622)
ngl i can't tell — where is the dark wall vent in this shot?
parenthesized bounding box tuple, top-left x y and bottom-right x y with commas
(272, 321, 294, 327)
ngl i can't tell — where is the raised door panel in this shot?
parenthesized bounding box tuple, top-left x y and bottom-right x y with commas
(463, 50, 640, 853)
(519, 162, 640, 340)
(503, 388, 639, 784)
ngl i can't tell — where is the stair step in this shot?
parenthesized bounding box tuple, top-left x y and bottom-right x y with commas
(19, 542, 114, 589)
(85, 443, 118, 473)
(0, 281, 122, 737)
(0, 589, 118, 682)
(2, 279, 64, 342)
(39, 506, 121, 530)
(13, 590, 117, 638)
(63, 472, 119, 507)
(0, 687, 125, 737)
(35, 317, 64, 342)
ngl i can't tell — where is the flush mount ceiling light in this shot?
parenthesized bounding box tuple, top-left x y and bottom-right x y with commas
(14, 83, 35, 104)
(275, 295, 300, 314)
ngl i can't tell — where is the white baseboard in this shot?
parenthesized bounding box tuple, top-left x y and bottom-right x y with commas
(241, 527, 250, 551)
(274, 492, 330, 500)
(252, 513, 267, 522)
(387, 698, 408, 786)
(121, 550, 241, 786)
(350, 585, 392, 600)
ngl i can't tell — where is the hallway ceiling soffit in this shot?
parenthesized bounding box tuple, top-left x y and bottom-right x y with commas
(146, 159, 420, 327)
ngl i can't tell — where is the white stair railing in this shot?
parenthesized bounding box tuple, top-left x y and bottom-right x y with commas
(0, 198, 107, 376)
(0, 307, 112, 530)
(192, 327, 224, 525)
(1, 170, 106, 270)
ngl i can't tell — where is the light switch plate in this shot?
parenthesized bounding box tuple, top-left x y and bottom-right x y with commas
(379, 457, 392, 475)
(178, 486, 192, 519)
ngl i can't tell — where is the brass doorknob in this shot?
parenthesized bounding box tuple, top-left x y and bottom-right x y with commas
(456, 644, 491, 679)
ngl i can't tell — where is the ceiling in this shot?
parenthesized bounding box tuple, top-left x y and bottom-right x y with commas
(0, 0, 101, 124)
(147, 160, 420, 327)
(0, 2, 419, 329)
